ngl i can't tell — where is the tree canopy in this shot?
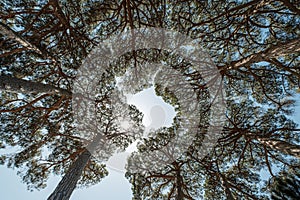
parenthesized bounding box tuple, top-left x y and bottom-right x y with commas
(0, 0, 300, 199)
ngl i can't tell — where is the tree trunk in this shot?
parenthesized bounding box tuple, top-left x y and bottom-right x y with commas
(47, 149, 91, 200)
(227, 38, 300, 70)
(257, 138, 300, 158)
(0, 74, 71, 96)
(47, 133, 105, 200)
(176, 169, 184, 200)
(0, 22, 43, 54)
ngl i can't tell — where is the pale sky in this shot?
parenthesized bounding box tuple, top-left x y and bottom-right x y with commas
(0, 86, 177, 200)
(0, 91, 299, 199)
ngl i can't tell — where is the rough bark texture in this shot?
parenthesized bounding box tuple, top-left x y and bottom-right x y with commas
(258, 138, 300, 158)
(47, 149, 92, 200)
(0, 74, 71, 96)
(0, 22, 43, 54)
(228, 38, 300, 69)
(47, 133, 105, 200)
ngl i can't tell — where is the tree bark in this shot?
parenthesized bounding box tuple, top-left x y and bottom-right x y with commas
(227, 38, 300, 70)
(257, 138, 300, 158)
(175, 165, 185, 200)
(47, 133, 105, 200)
(47, 149, 91, 200)
(0, 22, 43, 54)
(0, 74, 71, 96)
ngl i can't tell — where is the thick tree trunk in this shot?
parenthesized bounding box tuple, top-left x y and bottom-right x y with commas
(0, 74, 71, 96)
(175, 169, 184, 200)
(257, 138, 300, 158)
(227, 38, 300, 70)
(47, 133, 105, 200)
(0, 22, 43, 54)
(47, 149, 91, 200)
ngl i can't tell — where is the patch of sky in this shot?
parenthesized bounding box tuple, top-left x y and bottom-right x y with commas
(105, 85, 177, 172)
(1, 104, 197, 198)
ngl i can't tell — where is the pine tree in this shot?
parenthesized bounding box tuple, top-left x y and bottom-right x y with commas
(271, 170, 300, 200)
(1, 0, 300, 199)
